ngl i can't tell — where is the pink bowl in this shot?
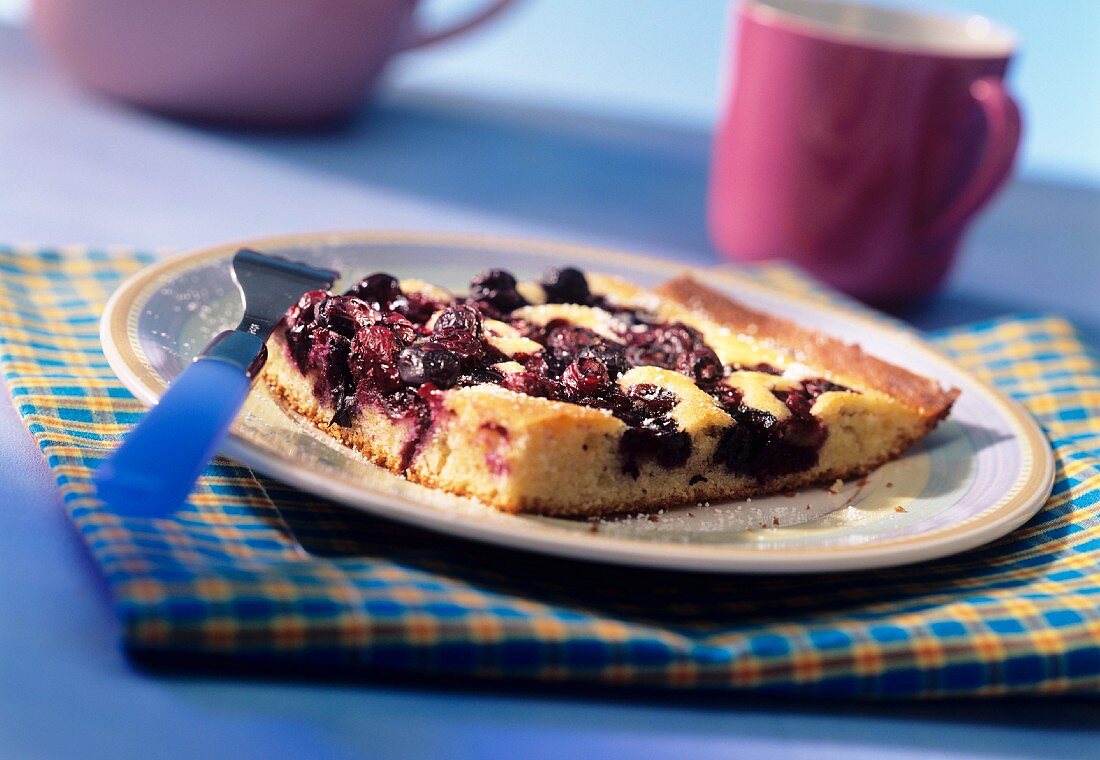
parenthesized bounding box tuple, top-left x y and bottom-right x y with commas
(31, 0, 516, 125)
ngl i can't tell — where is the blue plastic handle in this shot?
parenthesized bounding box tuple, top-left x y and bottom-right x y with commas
(94, 358, 252, 518)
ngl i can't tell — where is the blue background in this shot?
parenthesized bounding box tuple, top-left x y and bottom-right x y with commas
(4, 0, 1096, 185)
(399, 0, 1099, 187)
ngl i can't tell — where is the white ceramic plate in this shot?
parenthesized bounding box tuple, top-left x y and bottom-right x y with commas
(101, 232, 1054, 573)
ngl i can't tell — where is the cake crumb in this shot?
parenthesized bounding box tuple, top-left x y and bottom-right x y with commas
(772, 516, 780, 526)
(827, 479, 843, 494)
(806, 504, 812, 510)
(647, 514, 660, 522)
(760, 521, 767, 529)
(746, 498, 752, 503)
(895, 505, 907, 513)
(886, 482, 894, 488)
(857, 478, 869, 487)
(588, 522, 599, 533)
(687, 512, 695, 518)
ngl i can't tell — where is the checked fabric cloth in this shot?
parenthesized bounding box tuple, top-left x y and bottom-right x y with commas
(1, 244, 1098, 698)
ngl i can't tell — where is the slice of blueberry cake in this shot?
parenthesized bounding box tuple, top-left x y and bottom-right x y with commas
(262, 267, 958, 516)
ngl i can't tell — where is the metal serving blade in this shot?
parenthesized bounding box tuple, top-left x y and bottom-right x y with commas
(94, 248, 339, 519)
(231, 248, 339, 339)
(199, 249, 339, 376)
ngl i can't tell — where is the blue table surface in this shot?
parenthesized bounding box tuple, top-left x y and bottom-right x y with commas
(1, 26, 1099, 760)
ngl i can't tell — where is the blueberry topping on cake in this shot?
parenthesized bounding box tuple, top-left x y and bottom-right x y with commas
(264, 267, 958, 516)
(469, 268, 528, 315)
(541, 266, 594, 305)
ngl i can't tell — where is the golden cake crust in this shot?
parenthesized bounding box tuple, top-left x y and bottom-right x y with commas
(262, 271, 959, 516)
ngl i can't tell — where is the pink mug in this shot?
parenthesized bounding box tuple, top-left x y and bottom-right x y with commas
(31, 0, 517, 125)
(709, 0, 1022, 304)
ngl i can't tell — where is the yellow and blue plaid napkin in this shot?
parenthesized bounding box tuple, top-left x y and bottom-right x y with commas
(1, 245, 1098, 697)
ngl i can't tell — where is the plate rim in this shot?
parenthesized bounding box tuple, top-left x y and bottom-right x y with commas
(99, 230, 1056, 573)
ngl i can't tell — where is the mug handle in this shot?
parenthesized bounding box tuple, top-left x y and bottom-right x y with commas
(399, 0, 519, 52)
(920, 77, 1023, 243)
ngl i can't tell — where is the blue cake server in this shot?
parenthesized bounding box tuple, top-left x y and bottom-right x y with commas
(94, 249, 338, 518)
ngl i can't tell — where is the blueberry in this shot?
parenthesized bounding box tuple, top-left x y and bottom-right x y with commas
(397, 343, 462, 388)
(544, 323, 599, 353)
(431, 327, 483, 359)
(679, 347, 723, 386)
(562, 356, 610, 396)
(710, 384, 743, 411)
(402, 292, 441, 325)
(287, 289, 328, 328)
(350, 325, 402, 392)
(355, 324, 400, 360)
(535, 323, 594, 375)
(541, 267, 591, 304)
(381, 312, 417, 346)
(577, 341, 629, 378)
(349, 273, 406, 312)
(779, 388, 813, 418)
(317, 295, 380, 339)
(470, 269, 527, 313)
(433, 304, 483, 338)
(713, 408, 778, 474)
(661, 323, 701, 349)
(624, 322, 709, 372)
(500, 370, 556, 398)
(623, 383, 678, 419)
